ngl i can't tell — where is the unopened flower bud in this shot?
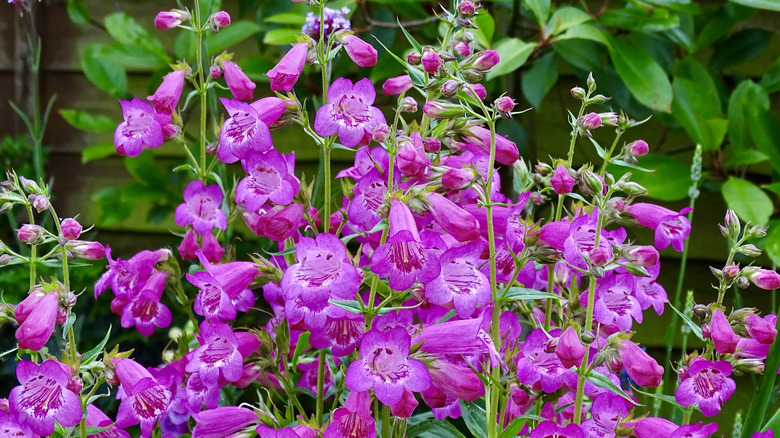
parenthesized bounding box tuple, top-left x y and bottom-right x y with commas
(18, 176, 42, 194)
(738, 244, 762, 257)
(619, 181, 648, 196)
(588, 94, 610, 104)
(206, 141, 218, 155)
(460, 31, 474, 43)
(723, 209, 740, 238)
(0, 254, 13, 266)
(746, 224, 769, 239)
(624, 245, 659, 268)
(60, 218, 82, 240)
(600, 112, 619, 126)
(441, 80, 460, 98)
(372, 124, 390, 143)
(579, 168, 606, 196)
(470, 50, 500, 70)
(589, 247, 611, 267)
(407, 51, 422, 66)
(423, 101, 464, 119)
(423, 137, 441, 153)
(570, 86, 586, 100)
(18, 224, 44, 244)
(748, 268, 780, 290)
(421, 48, 444, 73)
(551, 164, 575, 194)
(494, 96, 515, 118)
(529, 192, 545, 205)
(577, 112, 602, 130)
(461, 68, 484, 83)
(692, 304, 708, 319)
(209, 65, 222, 79)
(586, 72, 596, 92)
(211, 11, 231, 30)
(535, 162, 552, 175)
(442, 167, 475, 189)
(29, 194, 49, 213)
(622, 263, 650, 277)
(154, 9, 190, 30)
(737, 275, 751, 289)
(400, 96, 418, 113)
(458, 0, 476, 16)
(453, 41, 472, 57)
(66, 241, 106, 260)
(626, 139, 649, 157)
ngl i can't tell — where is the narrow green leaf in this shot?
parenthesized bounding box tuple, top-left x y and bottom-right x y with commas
(264, 13, 306, 25)
(408, 65, 427, 87)
(406, 420, 468, 438)
(545, 6, 592, 38)
(668, 302, 705, 341)
(291, 332, 310, 369)
(606, 35, 673, 113)
(67, 0, 91, 26)
(397, 19, 423, 53)
(329, 300, 364, 314)
(722, 177, 773, 226)
(82, 326, 113, 365)
(500, 287, 562, 302)
(709, 28, 772, 70)
(60, 109, 116, 132)
(500, 417, 528, 438)
(486, 38, 535, 79)
(583, 370, 640, 405)
(632, 385, 682, 407)
(460, 401, 488, 438)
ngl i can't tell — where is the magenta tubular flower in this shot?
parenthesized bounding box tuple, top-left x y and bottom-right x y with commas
(428, 355, 485, 401)
(425, 242, 490, 317)
(627, 139, 649, 157)
(66, 240, 106, 260)
(619, 339, 663, 387)
(314, 77, 386, 148)
(217, 98, 274, 163)
(192, 407, 259, 438)
(422, 49, 444, 73)
(114, 358, 172, 437)
(589, 272, 643, 331)
(624, 202, 692, 252)
(461, 126, 519, 165)
(346, 327, 431, 405)
(94, 247, 170, 306)
(749, 268, 780, 290)
(342, 34, 377, 67)
(531, 421, 584, 438)
(244, 203, 304, 242)
(186, 321, 244, 386)
(711, 308, 739, 354)
(174, 180, 226, 235)
(348, 169, 390, 230)
(0, 410, 36, 438)
(675, 358, 736, 416)
(471, 49, 500, 70)
(148, 69, 186, 115)
(121, 269, 171, 336)
(556, 326, 586, 369)
(671, 422, 719, 438)
(396, 132, 430, 177)
(15, 290, 58, 350)
(188, 251, 259, 322)
(635, 275, 668, 316)
(267, 42, 308, 92)
(323, 391, 376, 438)
(425, 192, 480, 242)
(371, 198, 441, 291)
(517, 329, 578, 393)
(281, 233, 362, 307)
(632, 417, 678, 438)
(310, 313, 365, 356)
(551, 164, 575, 194)
(114, 98, 168, 157)
(382, 75, 413, 95)
(60, 218, 82, 240)
(221, 60, 255, 101)
(86, 404, 131, 438)
(745, 312, 777, 344)
(752, 431, 774, 438)
(212, 11, 231, 29)
(200, 231, 225, 263)
(178, 228, 199, 260)
(9, 360, 81, 436)
(236, 149, 299, 213)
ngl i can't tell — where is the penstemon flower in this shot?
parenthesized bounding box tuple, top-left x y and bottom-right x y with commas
(314, 77, 386, 148)
(113, 358, 172, 438)
(9, 360, 82, 436)
(174, 180, 227, 235)
(114, 98, 169, 157)
(217, 98, 274, 163)
(675, 358, 736, 416)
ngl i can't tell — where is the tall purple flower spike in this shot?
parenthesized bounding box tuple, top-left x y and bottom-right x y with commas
(217, 98, 273, 163)
(345, 327, 431, 406)
(121, 269, 172, 336)
(675, 358, 736, 416)
(314, 77, 386, 148)
(371, 198, 441, 291)
(175, 180, 227, 235)
(9, 360, 82, 436)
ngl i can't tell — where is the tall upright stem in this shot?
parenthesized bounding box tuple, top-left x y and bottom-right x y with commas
(194, 0, 208, 181)
(485, 119, 501, 438)
(316, 349, 326, 425)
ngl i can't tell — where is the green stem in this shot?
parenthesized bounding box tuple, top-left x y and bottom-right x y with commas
(566, 102, 588, 165)
(316, 350, 326, 425)
(382, 404, 391, 438)
(682, 408, 693, 425)
(598, 129, 624, 176)
(194, 0, 208, 181)
(25, 204, 37, 288)
(485, 119, 501, 438)
(323, 147, 332, 232)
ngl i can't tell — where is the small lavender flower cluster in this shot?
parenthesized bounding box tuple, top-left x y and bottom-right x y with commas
(302, 6, 351, 42)
(1, 1, 778, 438)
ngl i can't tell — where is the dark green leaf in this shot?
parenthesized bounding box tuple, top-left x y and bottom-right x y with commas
(695, 3, 756, 51)
(583, 370, 639, 405)
(668, 302, 705, 341)
(60, 109, 116, 132)
(292, 332, 310, 369)
(500, 287, 562, 302)
(522, 52, 558, 110)
(599, 8, 679, 32)
(760, 58, 780, 93)
(729, 0, 780, 11)
(749, 106, 780, 174)
(709, 29, 772, 71)
(608, 154, 690, 201)
(81, 142, 116, 164)
(398, 20, 423, 53)
(81, 44, 128, 98)
(125, 151, 168, 188)
(408, 65, 426, 87)
(552, 39, 606, 71)
(407, 420, 468, 438)
(67, 0, 91, 26)
(722, 177, 772, 226)
(606, 36, 673, 113)
(239, 55, 276, 82)
(500, 417, 528, 438)
(460, 401, 488, 438)
(672, 64, 725, 151)
(104, 12, 169, 62)
(209, 21, 263, 54)
(728, 80, 770, 153)
(525, 0, 551, 26)
(264, 13, 306, 25)
(555, 23, 608, 45)
(486, 38, 535, 79)
(764, 221, 780, 272)
(329, 300, 364, 314)
(725, 149, 769, 166)
(99, 42, 166, 71)
(639, 0, 700, 14)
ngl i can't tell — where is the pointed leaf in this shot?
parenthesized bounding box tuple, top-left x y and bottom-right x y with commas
(722, 177, 772, 226)
(606, 36, 672, 113)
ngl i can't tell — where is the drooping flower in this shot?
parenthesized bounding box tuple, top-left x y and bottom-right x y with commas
(174, 180, 227, 235)
(187, 250, 259, 322)
(221, 60, 255, 101)
(324, 391, 375, 438)
(671, 422, 719, 438)
(710, 308, 739, 354)
(382, 75, 413, 95)
(624, 202, 692, 252)
(236, 149, 300, 213)
(192, 407, 260, 438)
(15, 289, 58, 351)
(147, 69, 186, 115)
(114, 98, 169, 157)
(9, 360, 82, 436)
(425, 242, 490, 317)
(459, 125, 519, 166)
(619, 339, 663, 387)
(267, 43, 308, 92)
(341, 35, 377, 67)
(371, 198, 441, 291)
(675, 358, 736, 416)
(94, 247, 170, 313)
(113, 358, 172, 438)
(423, 192, 480, 242)
(120, 269, 172, 336)
(281, 233, 362, 308)
(346, 327, 431, 405)
(217, 98, 274, 163)
(314, 77, 386, 148)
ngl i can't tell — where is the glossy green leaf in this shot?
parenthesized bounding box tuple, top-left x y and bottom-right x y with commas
(695, 3, 756, 51)
(671, 58, 724, 150)
(407, 420, 468, 438)
(82, 326, 112, 365)
(556, 23, 608, 45)
(264, 12, 306, 25)
(749, 106, 780, 174)
(486, 38, 535, 79)
(583, 370, 639, 405)
(500, 417, 528, 438)
(60, 109, 115, 132)
(329, 300, 364, 314)
(722, 177, 773, 226)
(709, 28, 772, 71)
(472, 12, 495, 48)
(210, 21, 262, 53)
(599, 8, 679, 32)
(81, 142, 116, 163)
(99, 42, 165, 71)
(728, 80, 770, 153)
(104, 13, 169, 61)
(522, 52, 558, 110)
(606, 36, 672, 113)
(610, 154, 689, 201)
(545, 6, 592, 38)
(460, 401, 488, 438)
(726, 149, 769, 166)
(639, 0, 700, 14)
(552, 39, 606, 71)
(760, 58, 780, 93)
(81, 44, 128, 98)
(263, 29, 299, 45)
(67, 0, 91, 26)
(500, 287, 562, 302)
(525, 0, 551, 27)
(729, 0, 780, 11)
